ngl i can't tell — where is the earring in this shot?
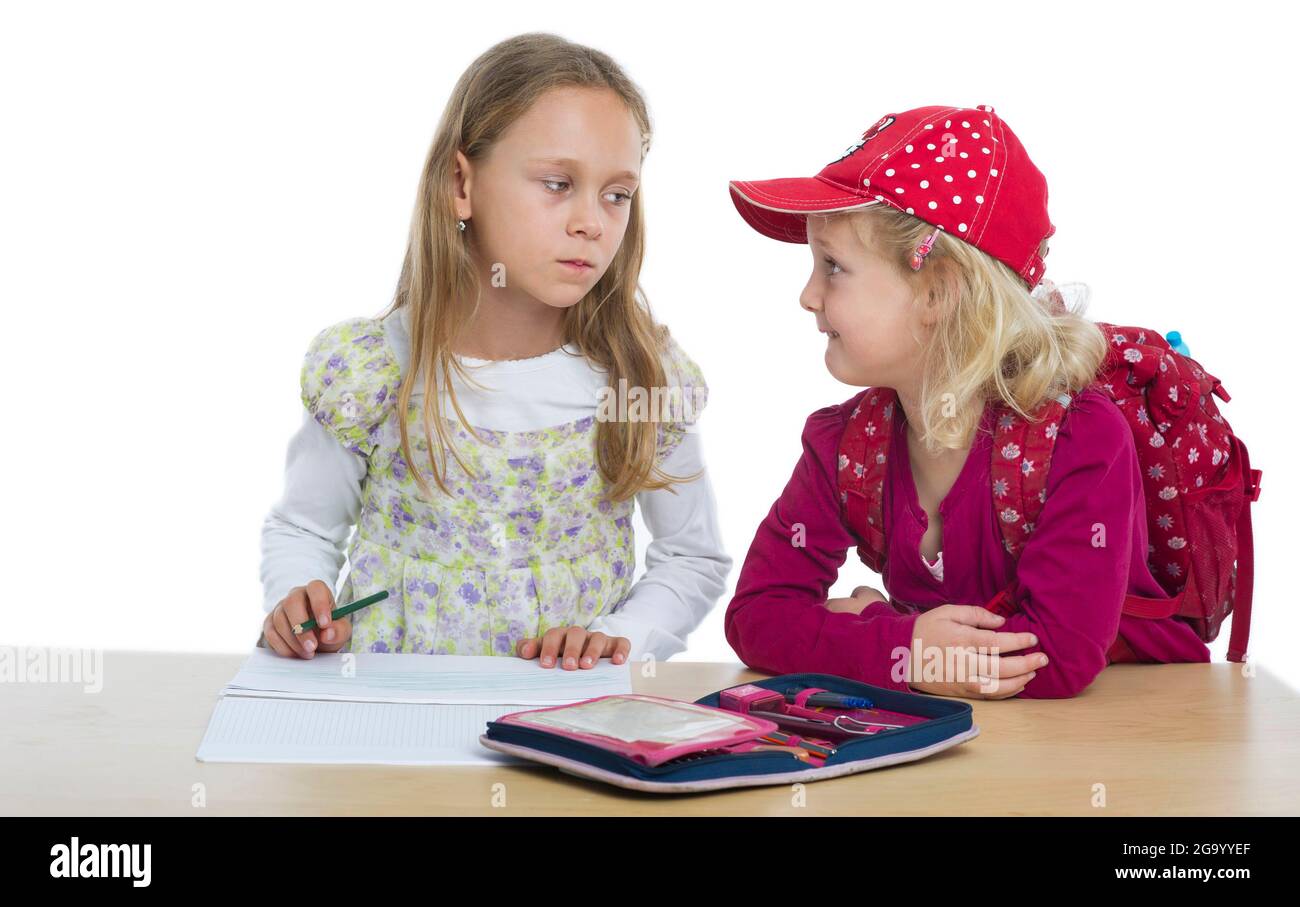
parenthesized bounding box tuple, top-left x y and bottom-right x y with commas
(457, 218, 467, 232)
(909, 226, 942, 271)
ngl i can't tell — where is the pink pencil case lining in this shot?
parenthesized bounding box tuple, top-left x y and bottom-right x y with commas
(494, 694, 779, 767)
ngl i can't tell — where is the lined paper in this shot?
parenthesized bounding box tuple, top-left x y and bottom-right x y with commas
(196, 647, 633, 765)
(225, 647, 632, 704)
(196, 697, 522, 765)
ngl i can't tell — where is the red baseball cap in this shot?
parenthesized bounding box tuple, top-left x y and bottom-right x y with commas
(729, 104, 1055, 289)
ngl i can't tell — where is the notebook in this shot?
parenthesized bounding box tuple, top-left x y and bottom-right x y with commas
(196, 648, 633, 766)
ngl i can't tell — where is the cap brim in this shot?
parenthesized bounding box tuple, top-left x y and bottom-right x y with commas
(729, 177, 881, 244)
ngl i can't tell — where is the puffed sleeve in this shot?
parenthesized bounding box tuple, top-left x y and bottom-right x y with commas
(655, 331, 709, 464)
(299, 317, 402, 457)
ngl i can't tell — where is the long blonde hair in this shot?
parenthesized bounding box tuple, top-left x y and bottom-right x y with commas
(379, 33, 697, 503)
(843, 205, 1108, 453)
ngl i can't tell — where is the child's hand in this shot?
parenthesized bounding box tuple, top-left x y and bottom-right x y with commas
(908, 604, 1045, 699)
(262, 580, 352, 659)
(516, 627, 631, 669)
(824, 585, 887, 615)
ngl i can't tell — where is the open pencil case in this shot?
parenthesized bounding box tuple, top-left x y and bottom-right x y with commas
(479, 673, 979, 793)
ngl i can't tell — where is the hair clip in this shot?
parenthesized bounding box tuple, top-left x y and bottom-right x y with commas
(909, 226, 942, 271)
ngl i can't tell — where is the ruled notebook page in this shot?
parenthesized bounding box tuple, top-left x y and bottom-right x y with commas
(196, 698, 522, 765)
(225, 647, 632, 704)
(195, 648, 634, 765)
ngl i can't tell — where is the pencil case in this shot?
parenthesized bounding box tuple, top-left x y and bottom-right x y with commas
(478, 673, 979, 793)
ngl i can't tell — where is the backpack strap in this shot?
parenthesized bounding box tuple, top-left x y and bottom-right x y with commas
(991, 393, 1074, 557)
(990, 391, 1138, 665)
(839, 388, 1072, 570)
(1226, 435, 1261, 663)
(836, 388, 898, 573)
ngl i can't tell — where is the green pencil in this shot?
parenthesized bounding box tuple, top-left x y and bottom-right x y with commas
(292, 590, 389, 635)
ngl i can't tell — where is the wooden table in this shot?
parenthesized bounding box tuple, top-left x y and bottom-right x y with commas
(3, 651, 1296, 815)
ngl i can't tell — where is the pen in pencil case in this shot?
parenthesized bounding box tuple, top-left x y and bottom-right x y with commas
(759, 731, 837, 759)
(744, 745, 815, 762)
(292, 590, 389, 635)
(783, 687, 874, 710)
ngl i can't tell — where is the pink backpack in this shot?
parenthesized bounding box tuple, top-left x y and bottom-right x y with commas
(837, 322, 1261, 663)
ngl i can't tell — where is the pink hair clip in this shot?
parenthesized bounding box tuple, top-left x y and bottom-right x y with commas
(909, 226, 942, 271)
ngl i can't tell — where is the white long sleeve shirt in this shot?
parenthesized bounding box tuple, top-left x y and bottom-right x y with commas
(259, 309, 732, 661)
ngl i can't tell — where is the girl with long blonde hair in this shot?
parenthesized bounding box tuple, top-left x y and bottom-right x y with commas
(258, 33, 730, 668)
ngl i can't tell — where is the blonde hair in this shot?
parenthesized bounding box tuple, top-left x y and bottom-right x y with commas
(378, 32, 698, 503)
(843, 205, 1108, 452)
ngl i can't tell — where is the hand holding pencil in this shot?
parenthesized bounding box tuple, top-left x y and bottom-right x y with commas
(262, 581, 385, 659)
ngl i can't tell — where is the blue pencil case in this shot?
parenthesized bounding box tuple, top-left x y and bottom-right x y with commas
(478, 673, 979, 793)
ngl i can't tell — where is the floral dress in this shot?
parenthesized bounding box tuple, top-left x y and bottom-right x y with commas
(298, 316, 706, 656)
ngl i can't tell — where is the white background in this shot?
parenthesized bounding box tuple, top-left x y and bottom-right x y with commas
(4, 1, 1295, 689)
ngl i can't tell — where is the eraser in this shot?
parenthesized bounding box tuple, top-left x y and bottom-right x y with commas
(719, 684, 784, 714)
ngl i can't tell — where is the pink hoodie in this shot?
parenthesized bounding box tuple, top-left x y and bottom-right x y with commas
(725, 387, 1210, 698)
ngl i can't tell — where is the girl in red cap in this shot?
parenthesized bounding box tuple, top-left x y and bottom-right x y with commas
(726, 105, 1212, 699)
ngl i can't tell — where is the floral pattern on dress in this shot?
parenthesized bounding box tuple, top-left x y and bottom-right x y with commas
(297, 316, 707, 656)
(300, 318, 401, 458)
